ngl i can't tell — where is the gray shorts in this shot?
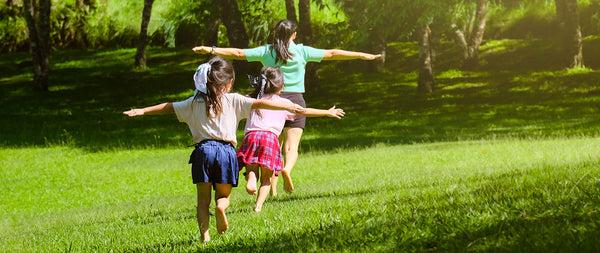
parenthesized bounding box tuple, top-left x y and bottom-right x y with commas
(280, 92, 306, 129)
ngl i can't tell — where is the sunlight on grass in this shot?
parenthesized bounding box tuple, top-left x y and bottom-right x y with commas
(564, 67, 595, 75)
(1, 138, 599, 251)
(437, 69, 465, 79)
(480, 39, 528, 55)
(443, 82, 488, 91)
(0, 73, 31, 84)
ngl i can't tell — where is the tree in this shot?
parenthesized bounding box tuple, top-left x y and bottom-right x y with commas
(74, 0, 96, 48)
(203, 0, 221, 46)
(297, 0, 312, 44)
(218, 0, 249, 48)
(555, 0, 584, 68)
(285, 0, 297, 23)
(451, 0, 488, 68)
(22, 0, 51, 91)
(418, 23, 435, 94)
(134, 0, 154, 69)
(338, 0, 460, 94)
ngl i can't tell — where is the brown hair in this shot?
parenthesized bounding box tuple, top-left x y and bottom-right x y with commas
(199, 57, 235, 118)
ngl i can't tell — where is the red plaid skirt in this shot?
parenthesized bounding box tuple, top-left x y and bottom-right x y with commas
(237, 130, 283, 175)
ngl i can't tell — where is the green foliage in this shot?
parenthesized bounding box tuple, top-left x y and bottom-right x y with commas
(0, 7, 28, 52)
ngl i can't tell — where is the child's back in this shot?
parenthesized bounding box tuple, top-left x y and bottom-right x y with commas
(243, 94, 295, 136)
(174, 93, 254, 146)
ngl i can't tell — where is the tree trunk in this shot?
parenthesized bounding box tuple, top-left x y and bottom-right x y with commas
(285, 0, 297, 23)
(418, 24, 435, 94)
(555, 0, 584, 68)
(23, 0, 51, 91)
(203, 0, 221, 46)
(464, 0, 488, 68)
(451, 23, 469, 61)
(219, 0, 249, 48)
(298, 0, 312, 44)
(297, 0, 319, 91)
(134, 0, 154, 69)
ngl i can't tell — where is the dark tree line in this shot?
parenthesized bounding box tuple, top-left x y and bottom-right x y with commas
(15, 0, 590, 92)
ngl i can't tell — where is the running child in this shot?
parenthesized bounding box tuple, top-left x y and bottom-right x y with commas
(123, 57, 304, 242)
(237, 67, 345, 212)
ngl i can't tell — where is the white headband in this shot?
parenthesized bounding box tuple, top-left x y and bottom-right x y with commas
(193, 63, 211, 95)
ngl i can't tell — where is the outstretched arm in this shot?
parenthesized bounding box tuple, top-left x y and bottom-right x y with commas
(322, 49, 382, 61)
(299, 106, 345, 119)
(192, 46, 246, 60)
(123, 102, 174, 117)
(252, 99, 305, 114)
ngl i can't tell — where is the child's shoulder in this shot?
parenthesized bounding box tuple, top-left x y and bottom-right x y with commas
(271, 94, 293, 104)
(224, 93, 255, 104)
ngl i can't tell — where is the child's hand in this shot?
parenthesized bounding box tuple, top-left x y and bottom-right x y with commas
(123, 109, 145, 117)
(361, 53, 383, 60)
(192, 46, 210, 54)
(288, 104, 305, 114)
(327, 106, 345, 119)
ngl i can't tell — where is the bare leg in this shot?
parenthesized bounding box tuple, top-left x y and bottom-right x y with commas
(281, 127, 303, 193)
(245, 165, 258, 195)
(214, 183, 232, 234)
(270, 169, 278, 197)
(196, 183, 212, 242)
(255, 166, 273, 213)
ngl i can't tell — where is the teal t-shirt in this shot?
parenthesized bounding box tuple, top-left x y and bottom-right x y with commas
(243, 42, 325, 93)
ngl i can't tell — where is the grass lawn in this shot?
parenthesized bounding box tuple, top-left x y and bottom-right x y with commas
(1, 38, 599, 252)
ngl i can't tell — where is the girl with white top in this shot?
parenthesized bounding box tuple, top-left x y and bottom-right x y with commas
(123, 57, 304, 242)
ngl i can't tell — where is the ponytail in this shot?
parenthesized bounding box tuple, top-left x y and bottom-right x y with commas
(270, 20, 297, 64)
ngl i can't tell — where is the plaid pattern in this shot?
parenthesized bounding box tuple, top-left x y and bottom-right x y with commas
(237, 131, 283, 174)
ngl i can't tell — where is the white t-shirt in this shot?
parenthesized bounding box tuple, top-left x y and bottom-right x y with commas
(244, 94, 296, 136)
(173, 93, 255, 146)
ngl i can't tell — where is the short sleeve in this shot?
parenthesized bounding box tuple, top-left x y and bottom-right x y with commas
(172, 97, 194, 123)
(302, 45, 325, 62)
(285, 111, 297, 121)
(243, 45, 269, 62)
(229, 93, 256, 120)
(278, 97, 297, 120)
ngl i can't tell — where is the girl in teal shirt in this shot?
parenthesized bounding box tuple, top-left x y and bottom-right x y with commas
(193, 19, 381, 196)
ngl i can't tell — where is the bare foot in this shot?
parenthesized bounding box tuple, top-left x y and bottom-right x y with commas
(282, 169, 295, 193)
(215, 206, 228, 234)
(200, 231, 210, 243)
(246, 171, 257, 195)
(254, 206, 262, 213)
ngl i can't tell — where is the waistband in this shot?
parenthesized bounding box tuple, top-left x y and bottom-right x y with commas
(189, 139, 234, 148)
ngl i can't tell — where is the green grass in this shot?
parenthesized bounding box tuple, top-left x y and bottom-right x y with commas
(1, 38, 600, 251)
(1, 139, 599, 251)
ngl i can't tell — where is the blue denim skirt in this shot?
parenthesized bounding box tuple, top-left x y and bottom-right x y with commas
(188, 140, 239, 186)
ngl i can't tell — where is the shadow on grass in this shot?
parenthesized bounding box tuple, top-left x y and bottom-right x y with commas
(1, 40, 600, 152)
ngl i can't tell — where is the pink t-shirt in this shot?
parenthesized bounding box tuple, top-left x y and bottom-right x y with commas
(244, 94, 296, 136)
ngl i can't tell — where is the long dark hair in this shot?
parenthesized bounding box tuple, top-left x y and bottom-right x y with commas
(249, 67, 284, 99)
(270, 19, 297, 64)
(200, 57, 235, 118)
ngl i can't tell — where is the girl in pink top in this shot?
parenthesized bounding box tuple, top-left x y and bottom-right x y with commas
(237, 67, 345, 212)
